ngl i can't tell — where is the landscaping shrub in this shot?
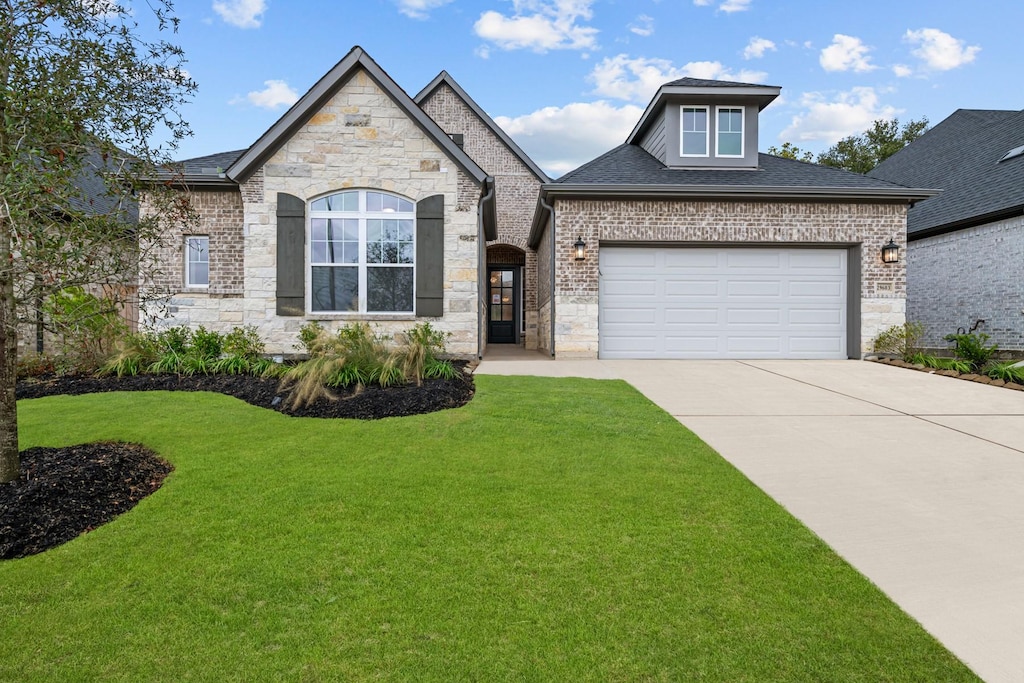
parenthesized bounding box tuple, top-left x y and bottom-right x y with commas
(102, 332, 161, 377)
(985, 362, 1024, 385)
(393, 322, 455, 386)
(872, 322, 925, 362)
(944, 332, 998, 372)
(44, 287, 129, 372)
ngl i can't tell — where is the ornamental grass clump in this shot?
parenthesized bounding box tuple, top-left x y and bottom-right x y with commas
(392, 322, 456, 386)
(280, 323, 389, 408)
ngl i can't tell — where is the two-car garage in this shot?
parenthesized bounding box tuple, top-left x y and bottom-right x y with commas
(599, 246, 852, 359)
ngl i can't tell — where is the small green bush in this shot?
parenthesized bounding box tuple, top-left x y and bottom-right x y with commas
(296, 321, 325, 355)
(985, 362, 1024, 385)
(872, 322, 925, 362)
(944, 332, 998, 372)
(223, 325, 265, 359)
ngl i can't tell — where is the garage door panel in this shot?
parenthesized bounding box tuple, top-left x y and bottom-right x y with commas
(727, 280, 782, 297)
(600, 247, 847, 359)
(789, 280, 844, 297)
(727, 308, 781, 325)
(665, 279, 719, 297)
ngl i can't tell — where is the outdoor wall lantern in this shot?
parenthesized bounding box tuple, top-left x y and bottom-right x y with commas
(574, 235, 587, 261)
(881, 239, 900, 264)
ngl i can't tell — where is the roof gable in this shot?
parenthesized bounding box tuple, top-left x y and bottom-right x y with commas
(869, 108, 1024, 235)
(225, 47, 488, 186)
(414, 71, 549, 183)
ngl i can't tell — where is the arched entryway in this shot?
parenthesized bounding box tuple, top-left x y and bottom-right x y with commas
(486, 244, 526, 344)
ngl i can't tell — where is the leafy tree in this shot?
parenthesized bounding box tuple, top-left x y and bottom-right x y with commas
(767, 142, 815, 163)
(816, 117, 930, 174)
(0, 1, 195, 482)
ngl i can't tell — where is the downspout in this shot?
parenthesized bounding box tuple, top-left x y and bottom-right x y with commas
(477, 180, 495, 360)
(538, 193, 556, 358)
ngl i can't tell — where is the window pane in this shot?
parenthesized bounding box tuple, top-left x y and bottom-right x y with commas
(367, 267, 413, 312)
(398, 220, 413, 241)
(366, 192, 383, 212)
(501, 270, 513, 285)
(340, 219, 358, 241)
(367, 220, 382, 241)
(311, 266, 358, 312)
(383, 194, 400, 212)
(311, 242, 327, 263)
(719, 132, 742, 156)
(683, 131, 706, 155)
(719, 108, 742, 132)
(311, 218, 327, 241)
(342, 242, 359, 264)
(189, 262, 208, 286)
(399, 243, 414, 264)
(398, 198, 413, 213)
(366, 242, 383, 264)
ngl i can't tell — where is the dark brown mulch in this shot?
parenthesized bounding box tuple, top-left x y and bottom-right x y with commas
(0, 442, 173, 560)
(16, 360, 476, 420)
(5, 364, 475, 560)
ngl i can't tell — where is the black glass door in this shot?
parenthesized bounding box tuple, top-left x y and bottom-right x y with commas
(488, 267, 518, 344)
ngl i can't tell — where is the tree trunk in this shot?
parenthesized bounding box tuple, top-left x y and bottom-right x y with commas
(0, 215, 19, 483)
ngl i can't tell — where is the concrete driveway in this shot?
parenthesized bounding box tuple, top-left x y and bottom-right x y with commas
(476, 357, 1024, 683)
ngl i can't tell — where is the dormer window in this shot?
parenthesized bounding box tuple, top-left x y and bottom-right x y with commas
(716, 107, 744, 157)
(681, 106, 709, 157)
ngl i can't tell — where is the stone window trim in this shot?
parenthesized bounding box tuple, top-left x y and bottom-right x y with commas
(184, 235, 209, 289)
(307, 189, 417, 315)
(715, 105, 745, 158)
(680, 105, 709, 158)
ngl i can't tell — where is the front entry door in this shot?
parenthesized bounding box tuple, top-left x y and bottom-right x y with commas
(488, 267, 519, 344)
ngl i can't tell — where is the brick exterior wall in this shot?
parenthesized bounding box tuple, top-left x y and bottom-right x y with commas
(486, 244, 526, 265)
(419, 82, 543, 348)
(545, 199, 908, 358)
(143, 68, 481, 355)
(908, 215, 1024, 350)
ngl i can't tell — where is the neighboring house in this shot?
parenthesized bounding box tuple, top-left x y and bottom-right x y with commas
(530, 78, 933, 358)
(146, 49, 932, 360)
(868, 109, 1024, 350)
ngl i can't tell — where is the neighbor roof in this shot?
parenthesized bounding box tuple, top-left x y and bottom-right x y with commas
(663, 77, 777, 89)
(226, 46, 489, 187)
(868, 108, 1024, 237)
(155, 149, 246, 187)
(528, 145, 936, 249)
(415, 71, 549, 183)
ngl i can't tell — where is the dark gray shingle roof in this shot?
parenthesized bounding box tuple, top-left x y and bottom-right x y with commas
(664, 76, 777, 89)
(66, 147, 139, 223)
(176, 150, 247, 176)
(868, 108, 1024, 236)
(556, 143, 917, 191)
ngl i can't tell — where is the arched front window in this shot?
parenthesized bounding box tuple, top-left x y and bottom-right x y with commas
(309, 190, 415, 313)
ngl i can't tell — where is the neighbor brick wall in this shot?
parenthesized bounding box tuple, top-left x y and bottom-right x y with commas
(908, 215, 1024, 350)
(551, 199, 909, 358)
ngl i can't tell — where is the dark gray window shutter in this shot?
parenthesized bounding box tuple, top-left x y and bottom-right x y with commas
(276, 193, 305, 316)
(416, 194, 444, 317)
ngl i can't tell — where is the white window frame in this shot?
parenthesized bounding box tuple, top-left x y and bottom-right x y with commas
(715, 106, 745, 158)
(307, 189, 416, 314)
(680, 105, 710, 158)
(184, 235, 209, 288)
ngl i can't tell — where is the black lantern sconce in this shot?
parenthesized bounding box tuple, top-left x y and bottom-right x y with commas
(573, 235, 587, 261)
(881, 239, 900, 264)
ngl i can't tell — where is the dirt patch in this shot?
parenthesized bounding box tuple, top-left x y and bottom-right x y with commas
(5, 366, 476, 559)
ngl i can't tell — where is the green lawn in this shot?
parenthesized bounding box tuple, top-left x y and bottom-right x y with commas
(2, 376, 977, 681)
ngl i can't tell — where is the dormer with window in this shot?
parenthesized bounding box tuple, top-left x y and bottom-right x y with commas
(627, 78, 781, 170)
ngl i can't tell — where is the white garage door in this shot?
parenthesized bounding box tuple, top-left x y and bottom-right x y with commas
(599, 247, 848, 359)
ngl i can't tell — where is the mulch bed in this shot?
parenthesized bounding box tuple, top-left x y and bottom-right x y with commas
(0, 442, 172, 560)
(4, 365, 476, 559)
(868, 356, 1024, 391)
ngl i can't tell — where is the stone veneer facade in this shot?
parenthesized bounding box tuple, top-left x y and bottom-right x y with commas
(142, 68, 482, 355)
(908, 215, 1024, 350)
(418, 83, 543, 348)
(539, 199, 908, 358)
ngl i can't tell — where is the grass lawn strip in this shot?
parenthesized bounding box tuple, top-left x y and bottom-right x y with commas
(0, 376, 978, 681)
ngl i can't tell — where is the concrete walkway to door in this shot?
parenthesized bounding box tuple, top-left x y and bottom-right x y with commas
(476, 357, 1024, 683)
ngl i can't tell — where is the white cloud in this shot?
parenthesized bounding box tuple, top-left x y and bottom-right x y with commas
(394, 0, 452, 19)
(693, 0, 752, 11)
(232, 80, 298, 109)
(629, 14, 654, 37)
(743, 37, 776, 60)
(495, 101, 644, 176)
(892, 64, 913, 78)
(904, 28, 980, 71)
(720, 0, 752, 12)
(780, 87, 899, 143)
(589, 54, 767, 103)
(819, 34, 875, 72)
(212, 0, 266, 29)
(474, 0, 598, 52)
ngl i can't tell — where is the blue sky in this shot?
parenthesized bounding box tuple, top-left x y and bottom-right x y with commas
(158, 0, 1022, 177)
